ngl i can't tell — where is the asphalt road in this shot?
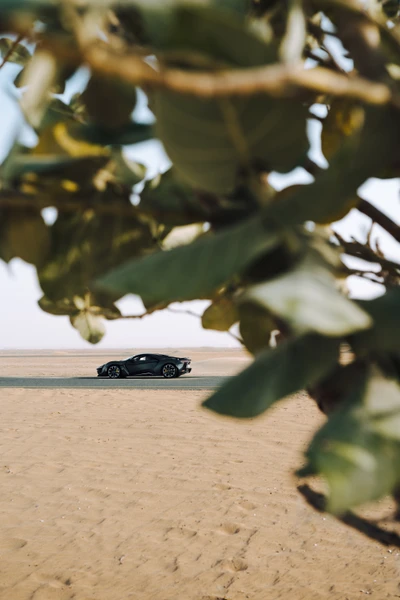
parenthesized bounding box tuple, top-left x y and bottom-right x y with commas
(0, 376, 228, 390)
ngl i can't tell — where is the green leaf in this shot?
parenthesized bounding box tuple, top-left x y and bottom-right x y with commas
(97, 214, 280, 306)
(38, 98, 77, 131)
(1, 210, 50, 267)
(0, 0, 56, 12)
(70, 311, 105, 344)
(351, 288, 400, 356)
(2, 153, 108, 184)
(321, 99, 365, 162)
(238, 301, 275, 354)
(38, 197, 156, 303)
(139, 169, 211, 225)
(0, 37, 31, 66)
(155, 89, 308, 193)
(66, 121, 154, 146)
(202, 297, 238, 331)
(307, 360, 367, 416)
(109, 148, 146, 188)
(202, 334, 340, 418)
(301, 370, 400, 514)
(141, 3, 271, 66)
(149, 5, 308, 193)
(81, 76, 137, 130)
(271, 107, 400, 226)
(245, 251, 372, 337)
(38, 295, 78, 316)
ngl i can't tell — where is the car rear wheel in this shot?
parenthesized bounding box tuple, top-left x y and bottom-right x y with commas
(162, 363, 178, 379)
(108, 365, 121, 379)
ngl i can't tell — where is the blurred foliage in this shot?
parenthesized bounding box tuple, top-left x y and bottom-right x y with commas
(1, 0, 400, 533)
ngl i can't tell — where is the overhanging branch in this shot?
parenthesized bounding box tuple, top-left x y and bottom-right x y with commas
(358, 199, 400, 244)
(84, 45, 395, 106)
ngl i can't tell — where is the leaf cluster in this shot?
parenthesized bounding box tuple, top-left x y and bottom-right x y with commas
(1, 0, 400, 524)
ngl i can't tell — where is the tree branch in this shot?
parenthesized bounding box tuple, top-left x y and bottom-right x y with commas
(41, 29, 397, 108)
(334, 231, 400, 272)
(167, 307, 243, 344)
(358, 199, 400, 244)
(84, 44, 396, 106)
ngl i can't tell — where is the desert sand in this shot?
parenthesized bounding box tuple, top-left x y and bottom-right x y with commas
(1, 350, 400, 600)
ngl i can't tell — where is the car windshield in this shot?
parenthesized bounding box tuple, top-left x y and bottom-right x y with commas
(124, 355, 136, 360)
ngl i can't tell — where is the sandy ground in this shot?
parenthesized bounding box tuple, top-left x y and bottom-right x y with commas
(1, 351, 400, 600)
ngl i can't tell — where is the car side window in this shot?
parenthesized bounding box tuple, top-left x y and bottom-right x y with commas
(138, 356, 147, 362)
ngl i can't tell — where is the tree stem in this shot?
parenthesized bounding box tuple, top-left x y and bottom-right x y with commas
(358, 199, 400, 244)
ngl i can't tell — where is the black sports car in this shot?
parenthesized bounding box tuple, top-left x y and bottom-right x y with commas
(97, 353, 192, 379)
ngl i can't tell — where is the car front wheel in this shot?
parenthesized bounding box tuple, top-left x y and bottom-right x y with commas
(108, 365, 121, 379)
(162, 363, 178, 379)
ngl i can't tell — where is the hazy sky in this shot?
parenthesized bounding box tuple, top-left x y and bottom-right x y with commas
(0, 58, 399, 349)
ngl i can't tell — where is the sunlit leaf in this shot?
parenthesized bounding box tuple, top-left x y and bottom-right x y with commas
(108, 148, 146, 188)
(2, 153, 108, 184)
(151, 5, 308, 193)
(163, 223, 204, 249)
(0, 37, 31, 65)
(321, 100, 365, 161)
(70, 311, 105, 344)
(245, 250, 372, 336)
(203, 334, 340, 418)
(38, 295, 78, 316)
(202, 296, 238, 331)
(52, 122, 110, 158)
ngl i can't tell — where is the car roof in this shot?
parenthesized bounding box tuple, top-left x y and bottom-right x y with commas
(135, 353, 173, 359)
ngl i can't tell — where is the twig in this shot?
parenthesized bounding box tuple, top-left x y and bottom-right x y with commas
(167, 307, 202, 319)
(344, 269, 384, 285)
(334, 231, 400, 272)
(167, 307, 243, 344)
(114, 312, 148, 320)
(358, 199, 400, 244)
(0, 34, 24, 70)
(320, 43, 348, 75)
(366, 220, 375, 248)
(307, 20, 339, 41)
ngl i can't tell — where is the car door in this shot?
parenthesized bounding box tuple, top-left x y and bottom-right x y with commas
(125, 356, 140, 375)
(138, 355, 159, 374)
(130, 355, 157, 375)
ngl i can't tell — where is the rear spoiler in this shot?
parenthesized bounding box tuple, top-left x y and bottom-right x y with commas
(179, 357, 191, 361)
